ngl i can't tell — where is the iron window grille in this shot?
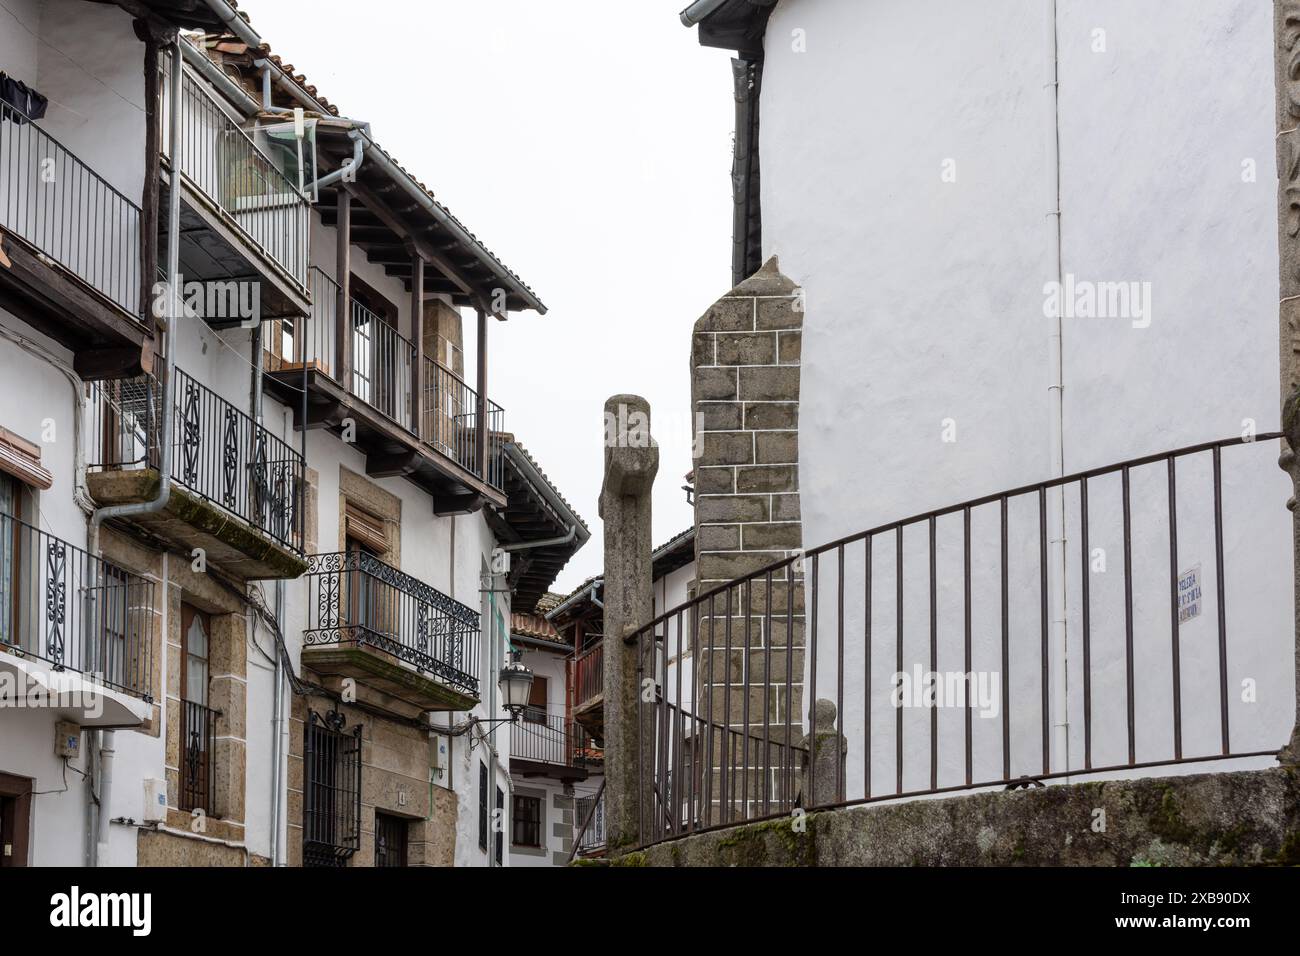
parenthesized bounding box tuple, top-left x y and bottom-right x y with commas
(477, 762, 488, 852)
(303, 709, 362, 867)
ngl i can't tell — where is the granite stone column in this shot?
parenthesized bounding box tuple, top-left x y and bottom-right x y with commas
(599, 394, 659, 849)
(1275, 4, 1300, 764)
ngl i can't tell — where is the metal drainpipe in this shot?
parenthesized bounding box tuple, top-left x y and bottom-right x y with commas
(502, 525, 576, 553)
(89, 39, 185, 866)
(1043, 0, 1070, 775)
(269, 578, 285, 865)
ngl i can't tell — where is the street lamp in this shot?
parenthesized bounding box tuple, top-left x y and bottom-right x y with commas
(498, 651, 534, 720)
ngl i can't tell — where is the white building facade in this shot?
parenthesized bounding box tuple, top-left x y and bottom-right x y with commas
(0, 0, 582, 868)
(681, 0, 1293, 810)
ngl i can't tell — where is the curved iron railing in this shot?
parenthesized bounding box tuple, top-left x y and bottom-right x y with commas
(303, 550, 481, 695)
(629, 434, 1290, 848)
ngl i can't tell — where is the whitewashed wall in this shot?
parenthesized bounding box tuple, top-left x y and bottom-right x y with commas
(758, 0, 1292, 794)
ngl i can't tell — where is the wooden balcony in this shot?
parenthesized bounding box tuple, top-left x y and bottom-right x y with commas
(0, 99, 151, 379)
(161, 54, 311, 323)
(261, 268, 507, 515)
(571, 640, 604, 745)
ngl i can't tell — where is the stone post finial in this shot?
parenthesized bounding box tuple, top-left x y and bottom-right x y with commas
(599, 394, 659, 850)
(796, 698, 847, 809)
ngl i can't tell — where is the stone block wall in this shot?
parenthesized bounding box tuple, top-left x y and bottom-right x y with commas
(689, 256, 807, 818)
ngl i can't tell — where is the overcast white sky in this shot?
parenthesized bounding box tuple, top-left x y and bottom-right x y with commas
(241, 0, 736, 596)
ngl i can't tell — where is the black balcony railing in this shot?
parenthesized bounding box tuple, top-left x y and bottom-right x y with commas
(511, 713, 597, 767)
(0, 511, 154, 699)
(260, 277, 507, 491)
(89, 368, 305, 554)
(163, 53, 309, 291)
(179, 699, 218, 812)
(629, 434, 1290, 849)
(423, 358, 505, 488)
(0, 99, 141, 316)
(351, 298, 415, 431)
(304, 550, 481, 696)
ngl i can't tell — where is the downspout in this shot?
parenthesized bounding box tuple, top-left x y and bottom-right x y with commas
(89, 39, 184, 867)
(308, 129, 365, 194)
(1044, 0, 1070, 775)
(268, 578, 285, 865)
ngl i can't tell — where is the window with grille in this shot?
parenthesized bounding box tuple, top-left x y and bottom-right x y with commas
(511, 794, 542, 848)
(179, 605, 217, 813)
(304, 710, 362, 867)
(494, 786, 504, 866)
(477, 762, 488, 852)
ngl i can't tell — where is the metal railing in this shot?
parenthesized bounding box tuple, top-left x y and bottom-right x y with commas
(351, 298, 415, 430)
(0, 99, 141, 316)
(573, 639, 604, 711)
(163, 54, 309, 291)
(261, 279, 507, 491)
(423, 359, 504, 487)
(571, 782, 606, 861)
(511, 712, 597, 767)
(179, 699, 218, 812)
(303, 550, 481, 696)
(262, 266, 338, 377)
(89, 368, 305, 554)
(629, 434, 1290, 848)
(0, 511, 155, 699)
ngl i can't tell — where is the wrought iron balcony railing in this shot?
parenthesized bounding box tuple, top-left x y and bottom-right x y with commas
(511, 712, 599, 768)
(89, 367, 305, 554)
(261, 269, 507, 491)
(162, 54, 309, 291)
(304, 550, 481, 696)
(0, 99, 141, 316)
(179, 699, 218, 812)
(0, 511, 155, 699)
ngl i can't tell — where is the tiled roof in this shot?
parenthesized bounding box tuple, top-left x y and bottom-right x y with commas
(509, 441, 588, 535)
(511, 610, 565, 645)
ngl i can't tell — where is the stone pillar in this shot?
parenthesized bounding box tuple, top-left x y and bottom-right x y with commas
(690, 256, 806, 820)
(1275, 5, 1300, 764)
(599, 394, 659, 850)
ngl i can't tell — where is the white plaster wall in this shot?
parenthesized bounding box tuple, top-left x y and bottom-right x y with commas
(759, 0, 1291, 794)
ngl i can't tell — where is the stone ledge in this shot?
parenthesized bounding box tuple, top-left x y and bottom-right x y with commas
(624, 766, 1300, 867)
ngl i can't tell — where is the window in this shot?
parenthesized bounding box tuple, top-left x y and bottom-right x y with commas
(477, 762, 488, 852)
(374, 812, 407, 867)
(511, 795, 542, 848)
(179, 605, 215, 813)
(303, 710, 362, 867)
(0, 475, 19, 647)
(523, 674, 548, 724)
(494, 786, 504, 866)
